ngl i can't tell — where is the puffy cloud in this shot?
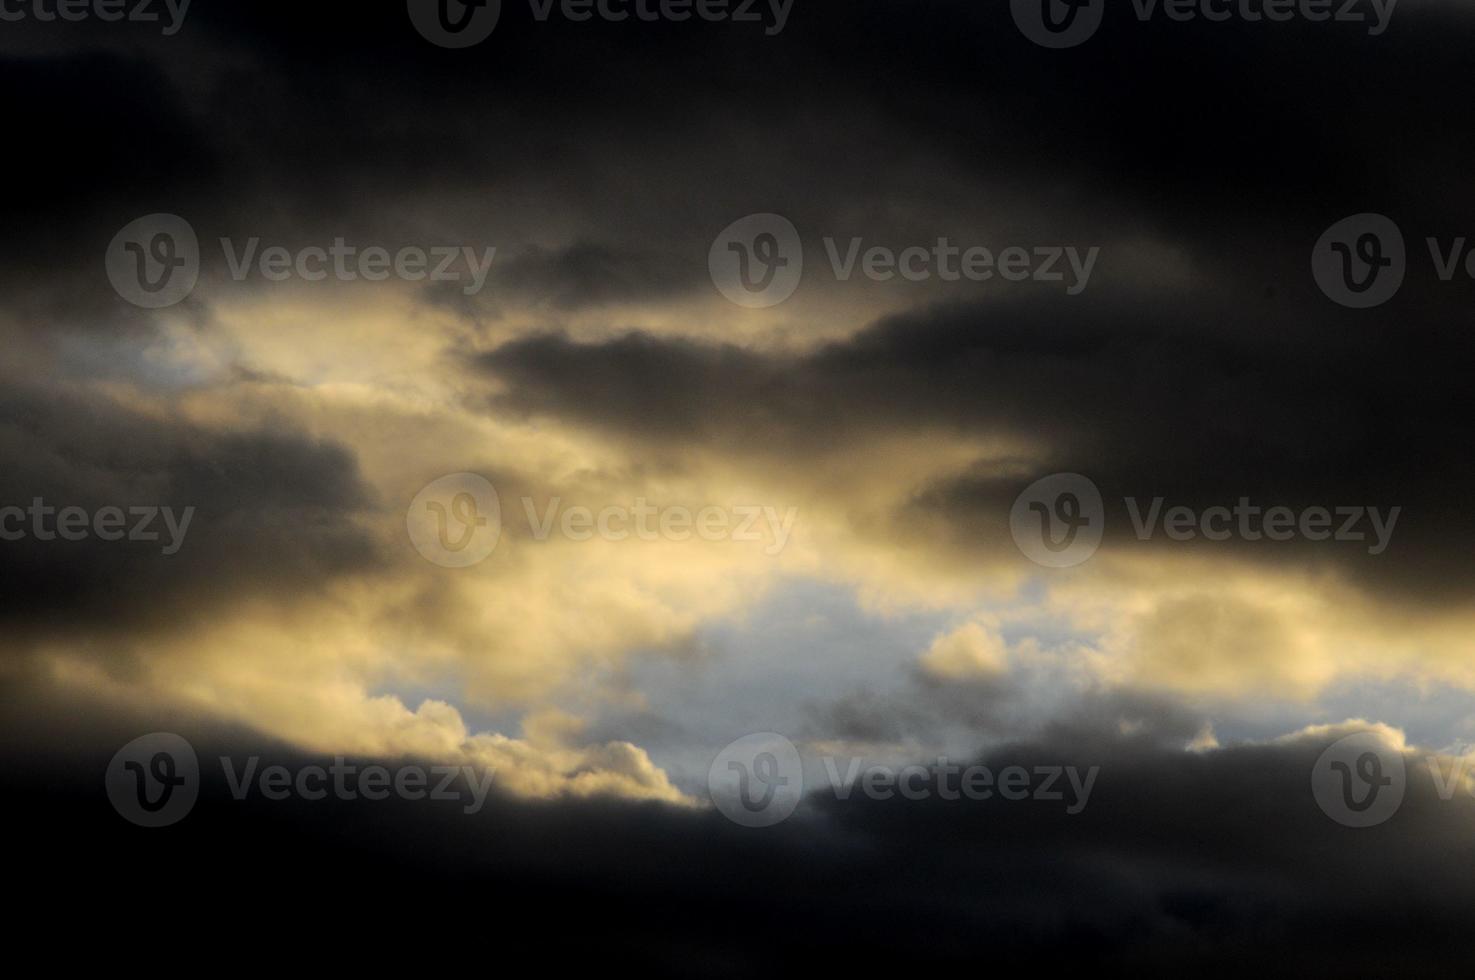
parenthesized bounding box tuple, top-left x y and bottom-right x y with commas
(918, 618, 1010, 681)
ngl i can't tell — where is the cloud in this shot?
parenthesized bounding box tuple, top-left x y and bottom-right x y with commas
(13, 700, 1475, 972)
(918, 617, 1010, 681)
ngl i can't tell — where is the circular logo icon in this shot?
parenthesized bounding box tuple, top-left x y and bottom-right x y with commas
(408, 0, 501, 48)
(1010, 472, 1104, 568)
(1313, 213, 1406, 309)
(709, 213, 804, 309)
(105, 733, 200, 828)
(708, 732, 804, 828)
(1311, 731, 1406, 828)
(1011, 0, 1105, 49)
(106, 214, 199, 309)
(407, 473, 502, 567)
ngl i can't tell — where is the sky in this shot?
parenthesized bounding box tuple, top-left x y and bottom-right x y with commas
(4, 0, 1475, 972)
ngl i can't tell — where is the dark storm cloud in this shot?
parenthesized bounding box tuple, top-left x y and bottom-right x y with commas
(7, 688, 1474, 976)
(421, 242, 701, 318)
(0, 378, 381, 645)
(6, 2, 1475, 971)
(9, 1, 1475, 326)
(476, 270, 1475, 603)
